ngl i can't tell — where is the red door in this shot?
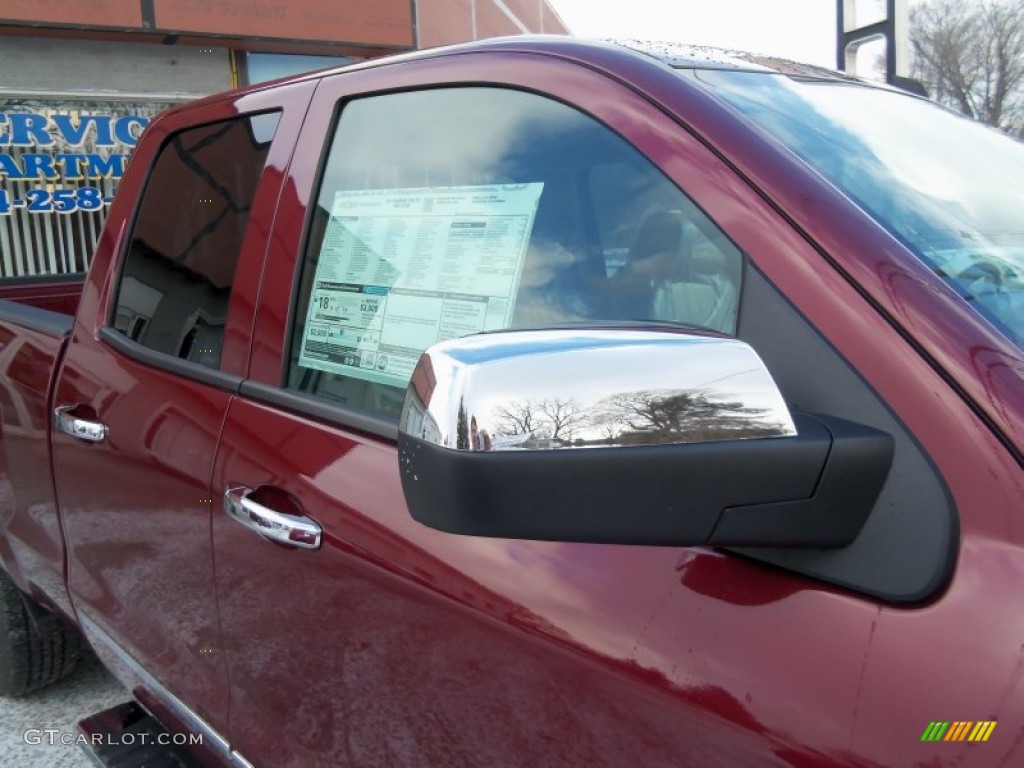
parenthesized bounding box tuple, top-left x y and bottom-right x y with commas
(53, 82, 312, 738)
(205, 39, 1024, 767)
(204, 51, 927, 767)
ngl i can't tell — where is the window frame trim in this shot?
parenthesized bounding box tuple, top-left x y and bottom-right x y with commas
(99, 327, 243, 394)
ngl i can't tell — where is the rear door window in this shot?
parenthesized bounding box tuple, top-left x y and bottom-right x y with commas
(112, 112, 281, 371)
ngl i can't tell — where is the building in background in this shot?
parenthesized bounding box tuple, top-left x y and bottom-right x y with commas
(0, 0, 567, 280)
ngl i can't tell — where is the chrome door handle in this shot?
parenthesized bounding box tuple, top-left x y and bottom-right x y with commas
(53, 405, 108, 443)
(223, 486, 322, 550)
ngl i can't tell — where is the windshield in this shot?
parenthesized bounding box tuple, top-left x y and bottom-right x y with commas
(693, 69, 1024, 351)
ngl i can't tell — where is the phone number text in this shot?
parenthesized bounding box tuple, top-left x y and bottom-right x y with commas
(0, 187, 112, 215)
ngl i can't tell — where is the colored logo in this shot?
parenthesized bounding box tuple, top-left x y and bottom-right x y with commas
(921, 721, 996, 742)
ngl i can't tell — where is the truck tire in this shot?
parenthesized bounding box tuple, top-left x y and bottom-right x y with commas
(0, 569, 81, 696)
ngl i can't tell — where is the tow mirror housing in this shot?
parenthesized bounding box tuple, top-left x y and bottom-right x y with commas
(397, 329, 893, 548)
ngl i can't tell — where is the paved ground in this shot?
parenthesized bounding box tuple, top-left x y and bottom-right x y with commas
(0, 648, 128, 766)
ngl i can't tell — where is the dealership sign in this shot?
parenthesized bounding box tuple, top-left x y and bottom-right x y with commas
(0, 100, 175, 278)
(0, 110, 151, 215)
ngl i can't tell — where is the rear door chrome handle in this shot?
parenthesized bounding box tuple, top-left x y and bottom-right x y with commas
(223, 486, 322, 550)
(53, 405, 108, 443)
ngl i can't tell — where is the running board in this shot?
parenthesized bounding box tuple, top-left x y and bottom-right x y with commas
(77, 701, 204, 767)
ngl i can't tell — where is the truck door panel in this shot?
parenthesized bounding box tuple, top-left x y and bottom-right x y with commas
(211, 56, 887, 765)
(52, 83, 311, 736)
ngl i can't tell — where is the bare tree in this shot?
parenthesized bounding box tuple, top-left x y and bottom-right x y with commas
(493, 398, 585, 443)
(910, 0, 1024, 134)
(493, 401, 539, 437)
(536, 398, 586, 442)
(594, 390, 788, 444)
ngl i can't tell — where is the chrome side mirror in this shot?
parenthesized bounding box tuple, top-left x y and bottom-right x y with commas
(398, 329, 892, 548)
(400, 329, 796, 451)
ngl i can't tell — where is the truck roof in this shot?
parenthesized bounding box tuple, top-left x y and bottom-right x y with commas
(170, 35, 866, 116)
(607, 38, 863, 81)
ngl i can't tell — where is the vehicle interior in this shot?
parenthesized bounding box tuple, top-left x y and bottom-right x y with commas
(287, 86, 743, 418)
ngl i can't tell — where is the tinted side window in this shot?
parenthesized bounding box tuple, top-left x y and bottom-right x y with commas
(112, 112, 280, 370)
(288, 88, 742, 419)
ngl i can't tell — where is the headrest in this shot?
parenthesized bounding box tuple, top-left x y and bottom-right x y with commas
(630, 210, 684, 260)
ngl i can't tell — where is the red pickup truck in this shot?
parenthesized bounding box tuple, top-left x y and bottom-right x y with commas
(0, 36, 1022, 767)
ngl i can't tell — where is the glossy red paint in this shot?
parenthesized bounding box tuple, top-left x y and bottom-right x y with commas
(0, 276, 83, 316)
(53, 349, 233, 731)
(213, 397, 882, 766)
(0, 36, 1020, 768)
(231, 43, 1019, 765)
(239, 41, 1022, 765)
(0, 77, 315, 742)
(0, 321, 73, 618)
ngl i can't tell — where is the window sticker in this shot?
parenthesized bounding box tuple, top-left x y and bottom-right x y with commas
(298, 183, 544, 388)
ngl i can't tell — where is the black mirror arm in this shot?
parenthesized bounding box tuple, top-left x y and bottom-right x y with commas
(399, 413, 893, 549)
(708, 413, 894, 547)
